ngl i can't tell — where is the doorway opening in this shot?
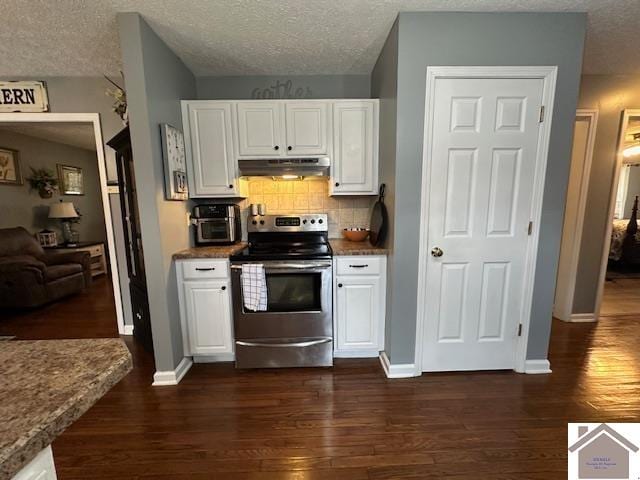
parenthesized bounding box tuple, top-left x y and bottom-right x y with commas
(0, 113, 125, 340)
(597, 110, 640, 317)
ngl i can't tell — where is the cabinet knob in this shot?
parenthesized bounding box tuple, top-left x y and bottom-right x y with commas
(228, 184, 233, 189)
(274, 145, 279, 150)
(221, 285, 226, 291)
(335, 182, 340, 187)
(287, 146, 292, 151)
(338, 283, 343, 288)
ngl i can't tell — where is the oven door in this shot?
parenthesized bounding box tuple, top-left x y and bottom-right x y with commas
(194, 218, 233, 244)
(230, 260, 333, 368)
(231, 260, 332, 339)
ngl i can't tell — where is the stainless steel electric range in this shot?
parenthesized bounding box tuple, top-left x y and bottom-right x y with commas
(230, 213, 333, 369)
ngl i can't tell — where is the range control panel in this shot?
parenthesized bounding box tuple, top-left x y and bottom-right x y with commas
(248, 214, 328, 233)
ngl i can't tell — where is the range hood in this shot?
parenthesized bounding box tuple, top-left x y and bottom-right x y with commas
(238, 157, 330, 178)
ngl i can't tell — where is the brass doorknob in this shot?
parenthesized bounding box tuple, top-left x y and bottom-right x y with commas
(431, 247, 444, 258)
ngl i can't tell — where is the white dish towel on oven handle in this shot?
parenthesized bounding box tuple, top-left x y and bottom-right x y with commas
(241, 264, 268, 311)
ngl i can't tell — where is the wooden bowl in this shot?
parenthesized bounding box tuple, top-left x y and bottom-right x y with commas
(342, 228, 370, 242)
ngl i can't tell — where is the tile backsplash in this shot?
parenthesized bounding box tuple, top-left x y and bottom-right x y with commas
(237, 178, 376, 238)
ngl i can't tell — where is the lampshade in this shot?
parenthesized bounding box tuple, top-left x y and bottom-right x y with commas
(49, 202, 78, 219)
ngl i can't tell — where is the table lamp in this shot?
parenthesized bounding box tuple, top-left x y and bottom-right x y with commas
(49, 201, 79, 246)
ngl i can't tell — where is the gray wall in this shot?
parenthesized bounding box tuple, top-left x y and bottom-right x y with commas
(0, 129, 106, 243)
(371, 19, 399, 356)
(196, 75, 370, 99)
(0, 77, 125, 183)
(375, 12, 586, 364)
(573, 75, 640, 313)
(118, 12, 196, 372)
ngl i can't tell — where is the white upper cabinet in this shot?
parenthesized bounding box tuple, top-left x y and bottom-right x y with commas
(182, 101, 240, 198)
(330, 100, 379, 195)
(284, 102, 329, 156)
(236, 102, 284, 156)
(182, 99, 379, 198)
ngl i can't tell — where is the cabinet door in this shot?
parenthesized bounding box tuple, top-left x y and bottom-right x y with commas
(331, 101, 378, 195)
(237, 102, 284, 156)
(183, 280, 233, 355)
(336, 275, 382, 353)
(284, 102, 329, 155)
(184, 102, 239, 197)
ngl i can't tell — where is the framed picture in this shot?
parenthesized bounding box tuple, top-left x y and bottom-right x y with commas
(57, 164, 84, 195)
(0, 147, 23, 185)
(160, 123, 188, 200)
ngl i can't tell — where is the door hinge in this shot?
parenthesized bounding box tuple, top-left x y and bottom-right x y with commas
(539, 106, 545, 123)
(517, 324, 523, 337)
(528, 221, 533, 235)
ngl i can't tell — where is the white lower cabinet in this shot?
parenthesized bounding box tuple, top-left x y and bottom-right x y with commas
(12, 446, 57, 480)
(177, 259, 234, 358)
(334, 256, 386, 358)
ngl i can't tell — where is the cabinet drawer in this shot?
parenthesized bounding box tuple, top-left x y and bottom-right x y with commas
(336, 256, 382, 275)
(88, 244, 103, 257)
(182, 260, 229, 280)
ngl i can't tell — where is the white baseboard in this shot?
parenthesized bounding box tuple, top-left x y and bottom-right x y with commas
(123, 325, 134, 335)
(334, 349, 381, 358)
(567, 313, 597, 323)
(379, 351, 418, 378)
(524, 359, 552, 374)
(152, 357, 193, 386)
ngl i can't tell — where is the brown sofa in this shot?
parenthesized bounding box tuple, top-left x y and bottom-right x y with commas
(0, 227, 92, 308)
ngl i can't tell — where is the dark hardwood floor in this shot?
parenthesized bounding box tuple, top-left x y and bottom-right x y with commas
(2, 278, 639, 479)
(0, 275, 120, 339)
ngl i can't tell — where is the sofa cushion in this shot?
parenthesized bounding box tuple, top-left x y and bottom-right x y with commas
(45, 264, 83, 281)
(0, 227, 45, 259)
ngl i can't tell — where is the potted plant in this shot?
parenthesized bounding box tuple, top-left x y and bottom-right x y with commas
(27, 167, 58, 198)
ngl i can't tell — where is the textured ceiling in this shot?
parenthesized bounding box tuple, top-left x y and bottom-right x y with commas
(0, 123, 97, 151)
(1, 1, 639, 77)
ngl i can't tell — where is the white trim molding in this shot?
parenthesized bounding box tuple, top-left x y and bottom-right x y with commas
(561, 313, 597, 323)
(152, 357, 193, 386)
(553, 109, 599, 321)
(413, 66, 558, 376)
(524, 359, 552, 374)
(379, 352, 418, 379)
(123, 325, 134, 335)
(0, 112, 126, 335)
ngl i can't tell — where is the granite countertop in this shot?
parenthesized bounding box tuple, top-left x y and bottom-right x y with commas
(330, 239, 389, 256)
(0, 339, 132, 479)
(173, 242, 247, 260)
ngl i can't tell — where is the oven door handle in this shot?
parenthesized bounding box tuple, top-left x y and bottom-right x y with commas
(235, 338, 332, 348)
(231, 263, 331, 270)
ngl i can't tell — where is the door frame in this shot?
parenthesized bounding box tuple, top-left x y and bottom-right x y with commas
(0, 112, 125, 335)
(414, 66, 558, 375)
(593, 109, 640, 320)
(553, 109, 599, 322)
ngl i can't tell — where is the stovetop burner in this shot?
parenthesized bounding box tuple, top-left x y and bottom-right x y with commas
(230, 213, 331, 262)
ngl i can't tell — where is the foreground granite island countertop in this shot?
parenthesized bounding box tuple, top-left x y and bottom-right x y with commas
(0, 339, 132, 479)
(330, 239, 389, 256)
(173, 242, 248, 260)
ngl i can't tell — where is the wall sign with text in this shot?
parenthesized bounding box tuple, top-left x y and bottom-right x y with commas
(0, 81, 49, 112)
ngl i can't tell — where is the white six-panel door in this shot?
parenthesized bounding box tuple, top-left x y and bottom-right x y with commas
(422, 76, 545, 372)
